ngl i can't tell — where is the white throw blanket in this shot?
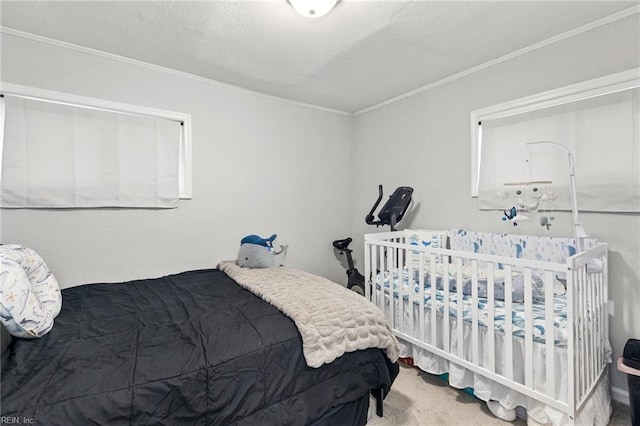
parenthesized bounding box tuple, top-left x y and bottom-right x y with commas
(218, 261, 399, 368)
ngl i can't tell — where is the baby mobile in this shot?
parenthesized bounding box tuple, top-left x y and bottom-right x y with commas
(500, 180, 558, 229)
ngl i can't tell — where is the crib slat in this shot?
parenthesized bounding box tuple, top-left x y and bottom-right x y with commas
(456, 257, 464, 359)
(584, 267, 590, 398)
(394, 245, 405, 333)
(524, 268, 533, 388)
(582, 265, 591, 396)
(419, 252, 426, 343)
(378, 245, 385, 309)
(596, 269, 604, 372)
(545, 270, 555, 398)
(588, 266, 596, 388)
(504, 265, 514, 381)
(591, 270, 598, 380)
(388, 245, 395, 331)
(579, 265, 587, 395)
(580, 267, 587, 398)
(592, 265, 601, 385)
(379, 246, 384, 310)
(567, 266, 577, 417)
(600, 263, 607, 368)
(589, 270, 596, 382)
(471, 260, 479, 366)
(408, 255, 414, 338)
(575, 270, 581, 399)
(487, 263, 495, 373)
(430, 256, 437, 348)
(365, 242, 370, 300)
(442, 259, 450, 353)
(366, 242, 373, 304)
(369, 244, 375, 303)
(397, 243, 404, 334)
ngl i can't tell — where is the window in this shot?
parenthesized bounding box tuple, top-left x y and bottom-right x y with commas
(0, 83, 192, 208)
(470, 69, 640, 212)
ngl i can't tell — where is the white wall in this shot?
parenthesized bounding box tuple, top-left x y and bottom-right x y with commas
(0, 32, 354, 286)
(352, 15, 639, 398)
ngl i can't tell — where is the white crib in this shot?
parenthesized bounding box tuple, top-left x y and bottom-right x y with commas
(364, 229, 611, 425)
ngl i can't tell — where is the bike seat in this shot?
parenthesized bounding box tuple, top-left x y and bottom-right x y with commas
(332, 238, 352, 251)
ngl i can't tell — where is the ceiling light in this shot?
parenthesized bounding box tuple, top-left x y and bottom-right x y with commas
(289, 0, 338, 18)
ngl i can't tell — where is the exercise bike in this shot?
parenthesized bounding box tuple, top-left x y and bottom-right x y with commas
(333, 185, 413, 295)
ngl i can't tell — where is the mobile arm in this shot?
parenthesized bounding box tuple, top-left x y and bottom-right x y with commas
(526, 141, 588, 252)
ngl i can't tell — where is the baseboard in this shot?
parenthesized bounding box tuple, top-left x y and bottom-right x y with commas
(611, 385, 629, 405)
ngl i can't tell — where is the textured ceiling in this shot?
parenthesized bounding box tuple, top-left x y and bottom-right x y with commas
(1, 1, 638, 113)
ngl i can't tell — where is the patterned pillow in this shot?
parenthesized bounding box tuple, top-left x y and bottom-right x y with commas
(448, 229, 593, 299)
(405, 229, 448, 269)
(0, 245, 62, 338)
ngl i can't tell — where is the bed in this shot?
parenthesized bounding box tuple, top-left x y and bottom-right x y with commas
(364, 229, 611, 425)
(1, 263, 399, 425)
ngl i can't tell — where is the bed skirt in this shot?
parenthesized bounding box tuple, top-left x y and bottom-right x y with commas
(397, 338, 612, 425)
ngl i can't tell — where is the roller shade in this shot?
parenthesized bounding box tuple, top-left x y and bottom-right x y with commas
(1, 95, 181, 208)
(478, 87, 640, 212)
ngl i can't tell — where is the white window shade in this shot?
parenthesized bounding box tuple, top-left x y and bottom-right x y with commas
(478, 87, 640, 212)
(1, 95, 182, 208)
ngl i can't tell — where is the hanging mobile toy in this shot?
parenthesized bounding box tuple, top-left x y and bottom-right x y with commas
(503, 206, 518, 225)
(502, 206, 529, 226)
(540, 216, 552, 230)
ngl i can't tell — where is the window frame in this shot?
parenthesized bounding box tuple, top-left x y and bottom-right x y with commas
(0, 82, 192, 200)
(469, 68, 640, 197)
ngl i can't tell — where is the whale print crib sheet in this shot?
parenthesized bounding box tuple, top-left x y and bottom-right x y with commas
(376, 268, 568, 345)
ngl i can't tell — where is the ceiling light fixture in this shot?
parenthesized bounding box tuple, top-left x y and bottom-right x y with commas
(289, 0, 338, 18)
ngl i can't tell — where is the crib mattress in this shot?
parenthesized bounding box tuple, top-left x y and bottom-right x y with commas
(377, 268, 567, 345)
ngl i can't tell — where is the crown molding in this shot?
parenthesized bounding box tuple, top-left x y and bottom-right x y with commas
(0, 26, 351, 117)
(355, 5, 640, 115)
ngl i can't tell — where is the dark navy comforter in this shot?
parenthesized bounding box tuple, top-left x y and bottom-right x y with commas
(1, 269, 398, 425)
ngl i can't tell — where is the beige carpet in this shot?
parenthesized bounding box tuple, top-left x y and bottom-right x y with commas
(367, 362, 632, 426)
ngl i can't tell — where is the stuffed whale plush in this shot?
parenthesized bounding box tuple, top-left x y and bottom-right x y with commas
(237, 234, 288, 268)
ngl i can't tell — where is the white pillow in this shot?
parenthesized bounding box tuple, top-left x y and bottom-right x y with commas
(0, 245, 62, 338)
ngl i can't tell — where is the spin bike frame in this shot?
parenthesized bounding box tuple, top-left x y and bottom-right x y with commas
(332, 237, 366, 295)
(333, 185, 413, 295)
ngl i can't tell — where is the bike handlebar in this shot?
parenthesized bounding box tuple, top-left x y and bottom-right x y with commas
(365, 184, 384, 225)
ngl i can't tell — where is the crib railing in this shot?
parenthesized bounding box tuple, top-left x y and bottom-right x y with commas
(364, 231, 608, 422)
(567, 243, 609, 417)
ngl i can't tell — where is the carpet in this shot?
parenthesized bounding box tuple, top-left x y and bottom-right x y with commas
(368, 362, 631, 426)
